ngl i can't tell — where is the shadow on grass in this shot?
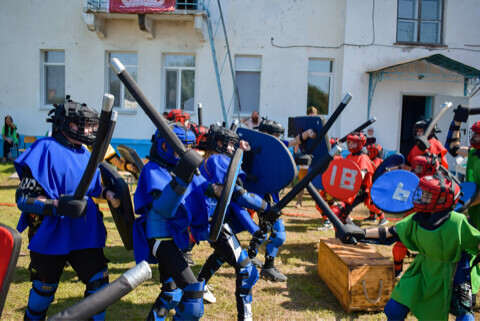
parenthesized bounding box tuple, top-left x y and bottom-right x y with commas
(285, 218, 322, 233)
(104, 245, 136, 264)
(0, 185, 16, 190)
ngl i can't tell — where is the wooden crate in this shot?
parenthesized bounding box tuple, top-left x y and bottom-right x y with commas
(317, 238, 395, 312)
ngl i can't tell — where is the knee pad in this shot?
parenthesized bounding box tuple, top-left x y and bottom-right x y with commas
(384, 299, 409, 320)
(392, 241, 408, 262)
(266, 220, 286, 258)
(85, 267, 109, 297)
(173, 280, 205, 321)
(238, 260, 259, 304)
(451, 282, 473, 319)
(85, 267, 109, 321)
(149, 278, 183, 320)
(25, 280, 58, 320)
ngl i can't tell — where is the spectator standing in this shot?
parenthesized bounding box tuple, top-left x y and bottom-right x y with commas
(241, 110, 260, 130)
(366, 127, 376, 146)
(2, 115, 18, 163)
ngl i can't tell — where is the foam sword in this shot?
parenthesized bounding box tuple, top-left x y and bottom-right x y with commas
(74, 94, 114, 200)
(264, 94, 365, 244)
(110, 58, 203, 167)
(338, 117, 377, 143)
(416, 101, 452, 151)
(49, 261, 152, 321)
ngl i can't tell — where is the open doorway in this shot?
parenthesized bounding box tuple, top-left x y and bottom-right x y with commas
(399, 95, 432, 158)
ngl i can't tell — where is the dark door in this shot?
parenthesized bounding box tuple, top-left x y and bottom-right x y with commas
(399, 96, 427, 158)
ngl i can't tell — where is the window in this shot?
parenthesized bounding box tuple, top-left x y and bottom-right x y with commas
(307, 59, 333, 115)
(164, 55, 195, 111)
(108, 52, 138, 110)
(397, 0, 443, 44)
(235, 56, 261, 114)
(42, 51, 65, 106)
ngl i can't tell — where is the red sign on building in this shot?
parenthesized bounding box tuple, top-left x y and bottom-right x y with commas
(109, 0, 176, 13)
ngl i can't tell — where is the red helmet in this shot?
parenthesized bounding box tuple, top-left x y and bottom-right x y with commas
(366, 143, 383, 160)
(412, 174, 460, 213)
(346, 131, 366, 153)
(470, 121, 480, 149)
(411, 152, 440, 177)
(190, 123, 208, 150)
(167, 109, 191, 125)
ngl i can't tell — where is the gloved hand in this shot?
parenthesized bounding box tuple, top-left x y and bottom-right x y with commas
(57, 195, 88, 218)
(337, 224, 366, 245)
(454, 104, 470, 123)
(173, 149, 204, 184)
(261, 204, 282, 225)
(248, 228, 268, 258)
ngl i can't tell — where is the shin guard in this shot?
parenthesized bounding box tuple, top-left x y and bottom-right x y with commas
(148, 278, 183, 321)
(392, 241, 408, 276)
(25, 280, 58, 320)
(85, 267, 109, 320)
(173, 280, 205, 320)
(265, 220, 286, 258)
(238, 260, 259, 321)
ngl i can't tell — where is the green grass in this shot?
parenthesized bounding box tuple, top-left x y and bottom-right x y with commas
(0, 162, 478, 320)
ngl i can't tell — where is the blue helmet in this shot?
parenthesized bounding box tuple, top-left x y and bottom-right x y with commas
(150, 122, 196, 165)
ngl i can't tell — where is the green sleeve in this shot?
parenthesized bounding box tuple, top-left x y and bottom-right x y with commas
(395, 215, 420, 252)
(459, 214, 480, 254)
(466, 148, 477, 183)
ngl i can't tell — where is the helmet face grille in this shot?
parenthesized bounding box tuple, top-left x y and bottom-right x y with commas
(346, 132, 366, 153)
(412, 174, 460, 212)
(47, 98, 100, 145)
(152, 123, 196, 165)
(470, 121, 480, 149)
(259, 119, 285, 138)
(412, 153, 439, 178)
(206, 124, 239, 156)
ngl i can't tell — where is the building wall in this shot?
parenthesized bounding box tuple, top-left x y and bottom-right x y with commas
(1, 0, 479, 155)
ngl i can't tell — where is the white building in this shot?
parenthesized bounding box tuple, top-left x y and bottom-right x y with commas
(1, 0, 479, 167)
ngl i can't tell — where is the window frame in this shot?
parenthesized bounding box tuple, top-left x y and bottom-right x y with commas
(396, 0, 445, 45)
(163, 54, 196, 112)
(106, 51, 138, 113)
(234, 55, 262, 115)
(307, 58, 334, 116)
(40, 50, 65, 109)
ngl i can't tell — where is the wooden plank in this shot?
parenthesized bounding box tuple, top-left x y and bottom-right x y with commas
(321, 238, 390, 266)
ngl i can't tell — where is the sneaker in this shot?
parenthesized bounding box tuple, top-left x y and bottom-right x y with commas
(260, 266, 287, 282)
(203, 284, 216, 304)
(363, 216, 376, 222)
(250, 257, 264, 268)
(378, 218, 388, 226)
(182, 250, 195, 266)
(317, 221, 333, 231)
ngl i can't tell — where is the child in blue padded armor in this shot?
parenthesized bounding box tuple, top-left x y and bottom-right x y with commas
(15, 97, 120, 320)
(132, 122, 216, 321)
(197, 124, 273, 321)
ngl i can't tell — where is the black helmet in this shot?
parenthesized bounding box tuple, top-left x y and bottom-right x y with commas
(47, 96, 100, 145)
(206, 124, 239, 156)
(412, 118, 440, 140)
(412, 119, 427, 138)
(258, 118, 285, 137)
